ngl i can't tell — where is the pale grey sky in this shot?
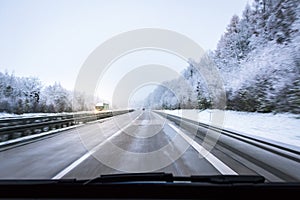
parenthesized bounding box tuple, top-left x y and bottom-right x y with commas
(0, 0, 251, 101)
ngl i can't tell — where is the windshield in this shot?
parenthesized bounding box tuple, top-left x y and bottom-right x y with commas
(0, 0, 299, 183)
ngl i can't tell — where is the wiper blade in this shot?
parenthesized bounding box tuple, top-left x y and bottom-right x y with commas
(84, 172, 174, 184)
(84, 172, 265, 184)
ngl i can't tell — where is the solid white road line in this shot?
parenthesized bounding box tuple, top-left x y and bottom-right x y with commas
(52, 112, 143, 179)
(168, 123, 238, 175)
(52, 151, 93, 179)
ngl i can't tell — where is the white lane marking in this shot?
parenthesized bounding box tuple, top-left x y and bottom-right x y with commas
(168, 123, 237, 175)
(52, 151, 93, 179)
(52, 112, 143, 179)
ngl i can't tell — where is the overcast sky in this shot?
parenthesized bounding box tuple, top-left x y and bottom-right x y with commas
(0, 0, 251, 102)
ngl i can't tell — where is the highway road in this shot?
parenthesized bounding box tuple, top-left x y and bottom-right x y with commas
(0, 111, 298, 181)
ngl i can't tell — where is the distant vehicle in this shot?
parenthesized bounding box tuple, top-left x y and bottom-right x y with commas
(95, 102, 109, 111)
(142, 108, 145, 111)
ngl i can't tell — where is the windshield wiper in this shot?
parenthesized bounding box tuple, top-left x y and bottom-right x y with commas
(83, 172, 265, 185)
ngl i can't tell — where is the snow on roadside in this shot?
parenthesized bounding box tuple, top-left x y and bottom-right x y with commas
(0, 109, 122, 119)
(0, 112, 17, 118)
(0, 111, 94, 119)
(160, 109, 300, 148)
(0, 112, 67, 119)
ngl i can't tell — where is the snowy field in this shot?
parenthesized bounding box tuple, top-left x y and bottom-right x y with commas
(160, 109, 300, 149)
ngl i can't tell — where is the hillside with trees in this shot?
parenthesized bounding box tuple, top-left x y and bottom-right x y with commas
(145, 0, 300, 114)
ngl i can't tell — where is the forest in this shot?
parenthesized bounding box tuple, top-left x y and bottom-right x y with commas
(0, 71, 97, 114)
(145, 0, 300, 114)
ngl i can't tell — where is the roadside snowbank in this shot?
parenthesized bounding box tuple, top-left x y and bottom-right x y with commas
(161, 109, 300, 148)
(0, 111, 94, 119)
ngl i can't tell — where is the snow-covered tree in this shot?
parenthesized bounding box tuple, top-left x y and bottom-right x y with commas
(145, 0, 300, 114)
(41, 83, 72, 112)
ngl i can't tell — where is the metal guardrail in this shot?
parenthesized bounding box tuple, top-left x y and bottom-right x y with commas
(155, 111, 300, 181)
(0, 110, 134, 142)
(160, 113, 300, 158)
